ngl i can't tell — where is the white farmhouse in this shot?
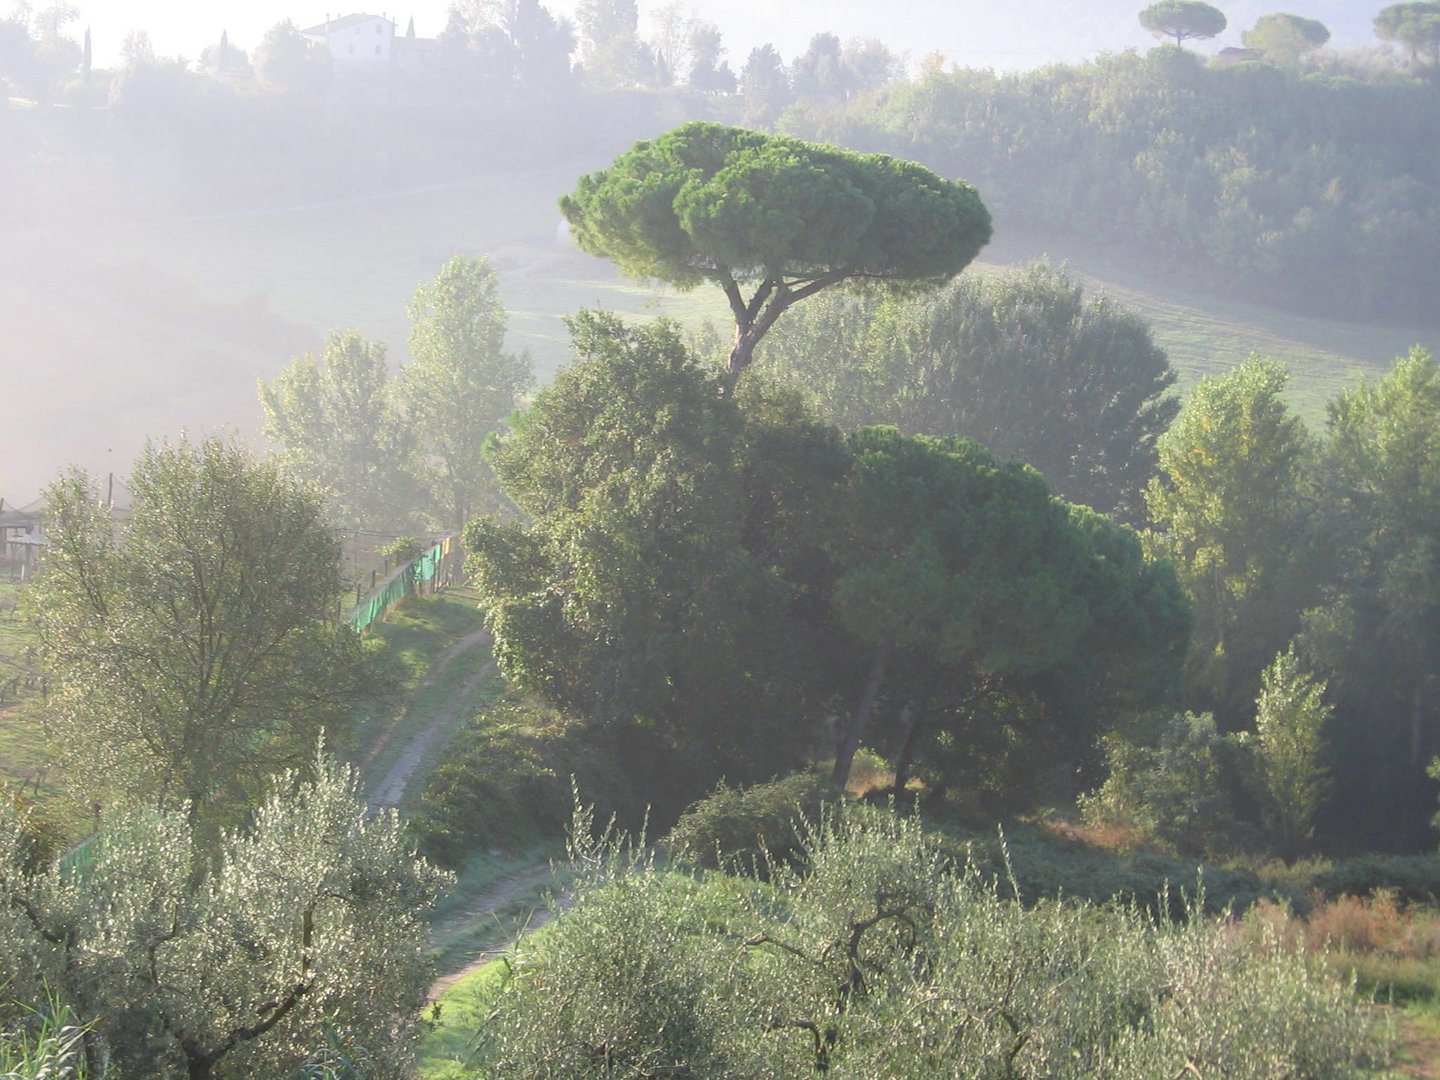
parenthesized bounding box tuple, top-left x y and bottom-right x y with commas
(302, 13, 397, 69)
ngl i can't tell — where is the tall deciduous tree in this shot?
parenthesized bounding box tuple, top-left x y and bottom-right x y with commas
(1139, 0, 1228, 46)
(757, 263, 1178, 522)
(560, 121, 991, 386)
(259, 329, 415, 528)
(575, 0, 651, 88)
(1144, 356, 1320, 729)
(1251, 645, 1330, 860)
(399, 255, 532, 531)
(737, 43, 791, 126)
(1303, 347, 1440, 846)
(26, 438, 368, 827)
(254, 18, 330, 96)
(0, 753, 447, 1080)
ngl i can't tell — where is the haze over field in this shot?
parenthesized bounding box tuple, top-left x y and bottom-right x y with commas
(3, 0, 1435, 504)
(82, 0, 1378, 72)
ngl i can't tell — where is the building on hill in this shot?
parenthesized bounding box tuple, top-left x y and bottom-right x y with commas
(302, 13, 398, 69)
(302, 12, 439, 99)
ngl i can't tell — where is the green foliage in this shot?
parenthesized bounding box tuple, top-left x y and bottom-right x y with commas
(467, 312, 844, 799)
(1081, 712, 1252, 857)
(1145, 355, 1320, 727)
(0, 994, 97, 1079)
(1243, 13, 1331, 66)
(1252, 645, 1331, 859)
(756, 262, 1178, 522)
(468, 801, 1384, 1076)
(25, 437, 370, 829)
(560, 121, 991, 378)
(1309, 853, 1440, 905)
(826, 427, 1189, 794)
(852, 50, 1440, 322)
(411, 691, 643, 866)
(663, 771, 840, 874)
(0, 752, 448, 1080)
(1304, 347, 1440, 846)
(1375, 1, 1440, 64)
(400, 254, 532, 530)
(959, 822, 1268, 917)
(259, 329, 415, 529)
(1139, 0, 1229, 45)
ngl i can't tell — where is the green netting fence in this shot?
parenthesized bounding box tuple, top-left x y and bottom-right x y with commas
(346, 533, 463, 633)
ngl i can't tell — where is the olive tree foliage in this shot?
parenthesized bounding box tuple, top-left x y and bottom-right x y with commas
(259, 329, 416, 529)
(1139, 0, 1228, 46)
(398, 254, 532, 530)
(1243, 12, 1330, 65)
(26, 438, 368, 828)
(1251, 645, 1331, 860)
(1375, 1, 1440, 64)
(470, 802, 1383, 1077)
(755, 262, 1178, 522)
(560, 121, 991, 385)
(0, 754, 448, 1080)
(1143, 355, 1320, 729)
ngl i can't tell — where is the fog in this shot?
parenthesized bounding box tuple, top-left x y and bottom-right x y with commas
(0, 0, 1421, 505)
(84, 0, 1377, 73)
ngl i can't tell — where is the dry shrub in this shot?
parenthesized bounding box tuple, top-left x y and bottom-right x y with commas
(1043, 815, 1151, 855)
(1305, 890, 1404, 954)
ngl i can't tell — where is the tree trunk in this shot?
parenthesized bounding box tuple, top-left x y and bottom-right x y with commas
(889, 705, 921, 799)
(833, 640, 894, 789)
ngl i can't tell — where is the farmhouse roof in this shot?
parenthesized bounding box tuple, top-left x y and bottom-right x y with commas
(302, 13, 394, 35)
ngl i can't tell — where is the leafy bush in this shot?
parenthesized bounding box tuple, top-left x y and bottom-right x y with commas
(1310, 854, 1440, 906)
(663, 771, 841, 874)
(411, 692, 644, 865)
(468, 801, 1387, 1077)
(1079, 712, 1255, 857)
(957, 821, 1267, 918)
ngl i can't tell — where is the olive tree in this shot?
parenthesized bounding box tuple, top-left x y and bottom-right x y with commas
(560, 121, 991, 387)
(0, 753, 447, 1079)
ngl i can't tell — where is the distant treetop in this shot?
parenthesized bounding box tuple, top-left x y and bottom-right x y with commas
(1139, 0, 1229, 46)
(1374, 1, 1440, 63)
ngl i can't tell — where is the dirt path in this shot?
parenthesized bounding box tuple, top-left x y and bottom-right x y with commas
(427, 864, 568, 1001)
(365, 626, 494, 814)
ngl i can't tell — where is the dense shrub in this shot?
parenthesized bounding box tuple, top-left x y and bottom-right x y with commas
(663, 770, 842, 874)
(411, 692, 645, 865)
(469, 801, 1387, 1077)
(958, 823, 1268, 918)
(1079, 712, 1256, 857)
(1310, 854, 1440, 906)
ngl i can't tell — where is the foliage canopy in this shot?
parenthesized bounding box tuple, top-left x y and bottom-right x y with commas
(560, 121, 991, 381)
(1139, 0, 1228, 45)
(27, 437, 368, 828)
